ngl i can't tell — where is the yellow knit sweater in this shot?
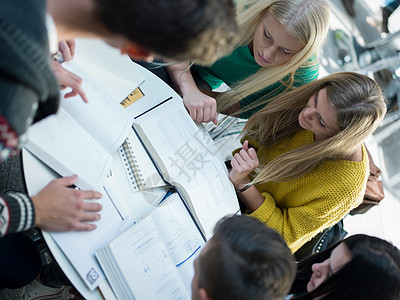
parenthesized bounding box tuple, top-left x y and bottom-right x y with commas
(244, 129, 368, 253)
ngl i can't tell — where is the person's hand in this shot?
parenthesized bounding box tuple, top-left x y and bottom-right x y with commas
(166, 61, 218, 124)
(58, 40, 76, 62)
(31, 175, 103, 232)
(183, 89, 218, 124)
(50, 60, 88, 103)
(229, 140, 259, 186)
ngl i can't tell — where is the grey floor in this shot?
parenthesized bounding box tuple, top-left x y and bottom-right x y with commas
(330, 0, 400, 249)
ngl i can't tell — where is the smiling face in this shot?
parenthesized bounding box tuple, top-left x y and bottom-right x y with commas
(298, 88, 340, 141)
(251, 12, 304, 67)
(307, 243, 353, 293)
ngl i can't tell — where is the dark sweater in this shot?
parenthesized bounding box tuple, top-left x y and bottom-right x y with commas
(0, 0, 60, 236)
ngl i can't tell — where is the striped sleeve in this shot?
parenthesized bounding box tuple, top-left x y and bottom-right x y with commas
(0, 191, 35, 237)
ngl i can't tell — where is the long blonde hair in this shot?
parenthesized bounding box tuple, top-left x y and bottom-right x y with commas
(243, 72, 387, 184)
(217, 0, 331, 115)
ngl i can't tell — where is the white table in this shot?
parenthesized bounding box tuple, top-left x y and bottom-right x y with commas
(23, 48, 181, 299)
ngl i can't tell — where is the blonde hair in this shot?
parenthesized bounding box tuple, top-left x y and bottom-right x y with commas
(217, 0, 331, 115)
(243, 72, 387, 184)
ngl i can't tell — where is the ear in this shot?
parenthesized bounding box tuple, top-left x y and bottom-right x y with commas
(120, 43, 153, 61)
(199, 288, 213, 300)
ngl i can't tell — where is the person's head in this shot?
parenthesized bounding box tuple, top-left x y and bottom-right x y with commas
(217, 0, 331, 113)
(93, 0, 238, 65)
(251, 10, 304, 68)
(296, 72, 386, 146)
(244, 72, 387, 183)
(241, 0, 330, 68)
(291, 234, 400, 299)
(298, 87, 340, 142)
(191, 215, 296, 300)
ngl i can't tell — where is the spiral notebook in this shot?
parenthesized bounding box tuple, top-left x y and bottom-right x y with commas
(118, 129, 165, 192)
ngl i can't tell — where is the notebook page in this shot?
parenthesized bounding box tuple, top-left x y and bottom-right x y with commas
(133, 98, 239, 240)
(97, 216, 190, 300)
(26, 109, 112, 190)
(151, 193, 205, 289)
(61, 60, 132, 153)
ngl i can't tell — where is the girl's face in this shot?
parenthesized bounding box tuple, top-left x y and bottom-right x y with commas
(307, 243, 353, 293)
(298, 88, 340, 141)
(251, 12, 304, 67)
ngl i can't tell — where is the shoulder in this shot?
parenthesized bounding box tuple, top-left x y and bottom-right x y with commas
(315, 144, 369, 178)
(346, 146, 363, 162)
(300, 53, 318, 65)
(293, 54, 319, 84)
(316, 146, 369, 192)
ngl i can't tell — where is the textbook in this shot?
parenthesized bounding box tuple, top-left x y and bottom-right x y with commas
(131, 97, 240, 240)
(96, 192, 205, 300)
(25, 58, 156, 191)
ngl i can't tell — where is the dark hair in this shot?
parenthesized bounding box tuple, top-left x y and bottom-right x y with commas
(291, 234, 400, 299)
(198, 215, 296, 300)
(94, 0, 238, 64)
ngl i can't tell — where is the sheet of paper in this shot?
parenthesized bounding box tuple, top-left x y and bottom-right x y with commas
(26, 109, 112, 190)
(151, 193, 205, 289)
(61, 60, 132, 153)
(106, 153, 168, 234)
(74, 38, 145, 100)
(50, 187, 126, 290)
(175, 158, 239, 240)
(97, 216, 190, 300)
(26, 53, 144, 190)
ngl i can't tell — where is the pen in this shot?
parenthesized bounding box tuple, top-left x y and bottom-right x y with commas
(67, 184, 80, 190)
(158, 187, 176, 205)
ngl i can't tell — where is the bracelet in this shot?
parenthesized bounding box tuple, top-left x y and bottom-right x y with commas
(236, 184, 251, 193)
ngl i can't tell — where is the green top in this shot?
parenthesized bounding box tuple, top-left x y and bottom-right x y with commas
(193, 45, 319, 119)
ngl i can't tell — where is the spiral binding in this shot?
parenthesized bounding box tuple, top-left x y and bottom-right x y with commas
(118, 138, 146, 192)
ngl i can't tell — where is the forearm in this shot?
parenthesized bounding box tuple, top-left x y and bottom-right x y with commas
(166, 62, 199, 96)
(0, 192, 35, 237)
